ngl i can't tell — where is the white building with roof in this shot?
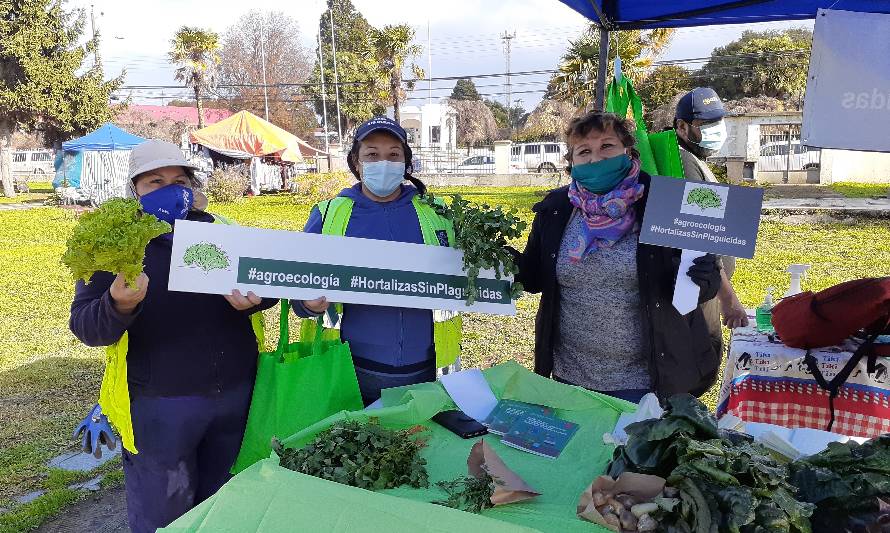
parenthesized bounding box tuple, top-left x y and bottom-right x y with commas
(386, 103, 457, 150)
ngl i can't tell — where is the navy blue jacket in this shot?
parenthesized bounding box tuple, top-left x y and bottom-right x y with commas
(293, 184, 435, 373)
(69, 210, 277, 397)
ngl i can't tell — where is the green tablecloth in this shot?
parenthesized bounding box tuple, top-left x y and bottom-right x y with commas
(161, 361, 635, 532)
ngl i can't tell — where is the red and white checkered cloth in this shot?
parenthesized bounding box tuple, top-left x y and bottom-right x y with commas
(718, 326, 890, 439)
(720, 378, 890, 438)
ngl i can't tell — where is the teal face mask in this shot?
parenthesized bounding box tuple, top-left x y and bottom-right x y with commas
(570, 154, 632, 194)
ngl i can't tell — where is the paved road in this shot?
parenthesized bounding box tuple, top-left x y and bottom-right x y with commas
(761, 197, 890, 215)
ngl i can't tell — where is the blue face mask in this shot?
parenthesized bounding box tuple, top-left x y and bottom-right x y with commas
(362, 160, 405, 198)
(139, 184, 194, 226)
(570, 154, 632, 194)
(696, 120, 727, 152)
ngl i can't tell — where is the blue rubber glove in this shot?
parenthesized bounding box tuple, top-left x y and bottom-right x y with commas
(73, 404, 117, 458)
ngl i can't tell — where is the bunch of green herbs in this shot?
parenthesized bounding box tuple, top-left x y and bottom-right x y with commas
(274, 419, 429, 491)
(434, 472, 498, 514)
(789, 435, 890, 532)
(608, 395, 814, 533)
(422, 193, 526, 305)
(62, 198, 170, 288)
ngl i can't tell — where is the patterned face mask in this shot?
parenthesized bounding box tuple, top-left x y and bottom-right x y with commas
(139, 184, 193, 225)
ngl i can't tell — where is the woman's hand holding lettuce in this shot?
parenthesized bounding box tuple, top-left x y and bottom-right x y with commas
(62, 198, 170, 289)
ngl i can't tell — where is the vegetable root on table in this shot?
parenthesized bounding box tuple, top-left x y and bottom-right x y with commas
(587, 486, 676, 532)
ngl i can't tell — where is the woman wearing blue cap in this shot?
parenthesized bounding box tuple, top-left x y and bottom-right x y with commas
(292, 117, 461, 405)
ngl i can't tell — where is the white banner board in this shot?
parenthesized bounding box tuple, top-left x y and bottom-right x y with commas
(802, 9, 890, 152)
(168, 221, 516, 315)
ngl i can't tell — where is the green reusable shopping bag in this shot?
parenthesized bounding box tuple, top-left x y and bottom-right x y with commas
(606, 76, 685, 179)
(232, 300, 363, 473)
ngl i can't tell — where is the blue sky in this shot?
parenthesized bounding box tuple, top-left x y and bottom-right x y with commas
(74, 0, 812, 112)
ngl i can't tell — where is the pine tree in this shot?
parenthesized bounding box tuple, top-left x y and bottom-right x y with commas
(0, 0, 122, 197)
(450, 78, 481, 101)
(306, 0, 380, 135)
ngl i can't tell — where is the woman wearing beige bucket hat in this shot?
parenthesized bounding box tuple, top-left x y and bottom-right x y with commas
(69, 139, 277, 532)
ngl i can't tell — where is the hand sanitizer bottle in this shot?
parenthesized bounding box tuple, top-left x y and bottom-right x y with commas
(783, 264, 811, 298)
(755, 287, 775, 333)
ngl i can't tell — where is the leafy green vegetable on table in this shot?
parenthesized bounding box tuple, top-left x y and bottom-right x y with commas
(789, 435, 890, 532)
(61, 198, 171, 288)
(608, 394, 815, 533)
(274, 419, 429, 491)
(434, 471, 498, 514)
(422, 193, 526, 305)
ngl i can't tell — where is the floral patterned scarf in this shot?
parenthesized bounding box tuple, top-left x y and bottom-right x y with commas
(566, 158, 645, 263)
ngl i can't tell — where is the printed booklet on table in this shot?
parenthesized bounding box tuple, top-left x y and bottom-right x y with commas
(482, 400, 553, 436)
(501, 413, 579, 459)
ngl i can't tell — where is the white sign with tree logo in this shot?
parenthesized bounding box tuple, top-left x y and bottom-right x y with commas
(168, 221, 517, 315)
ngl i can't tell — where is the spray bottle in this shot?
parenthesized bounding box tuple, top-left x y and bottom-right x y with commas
(783, 264, 811, 298)
(755, 287, 775, 333)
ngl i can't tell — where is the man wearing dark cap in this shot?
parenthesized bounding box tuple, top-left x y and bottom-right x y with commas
(674, 88, 749, 356)
(675, 87, 729, 183)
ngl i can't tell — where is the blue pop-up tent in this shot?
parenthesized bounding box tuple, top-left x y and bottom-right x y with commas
(54, 124, 146, 203)
(558, 0, 890, 107)
(60, 123, 145, 152)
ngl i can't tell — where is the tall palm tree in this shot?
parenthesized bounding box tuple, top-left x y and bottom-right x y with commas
(170, 27, 221, 128)
(553, 27, 675, 110)
(369, 24, 424, 123)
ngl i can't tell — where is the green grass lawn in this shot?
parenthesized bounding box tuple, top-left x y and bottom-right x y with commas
(829, 181, 890, 198)
(1, 187, 889, 531)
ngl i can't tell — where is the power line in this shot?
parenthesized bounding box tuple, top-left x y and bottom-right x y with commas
(112, 46, 810, 93)
(115, 52, 804, 101)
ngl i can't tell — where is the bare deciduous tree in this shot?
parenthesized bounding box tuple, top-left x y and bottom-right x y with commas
(218, 10, 317, 140)
(114, 111, 190, 145)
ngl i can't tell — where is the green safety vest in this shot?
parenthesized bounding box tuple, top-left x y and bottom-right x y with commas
(99, 213, 265, 454)
(299, 195, 462, 369)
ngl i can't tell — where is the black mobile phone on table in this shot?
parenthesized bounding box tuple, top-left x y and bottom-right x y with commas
(432, 410, 488, 439)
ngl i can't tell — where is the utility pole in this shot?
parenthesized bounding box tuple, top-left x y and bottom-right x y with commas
(501, 31, 516, 131)
(259, 14, 270, 122)
(317, 24, 331, 163)
(90, 4, 100, 69)
(329, 7, 344, 145)
(514, 99, 522, 131)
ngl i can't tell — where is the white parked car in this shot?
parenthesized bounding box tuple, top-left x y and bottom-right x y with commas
(511, 142, 567, 173)
(446, 155, 495, 174)
(12, 150, 55, 176)
(758, 141, 820, 171)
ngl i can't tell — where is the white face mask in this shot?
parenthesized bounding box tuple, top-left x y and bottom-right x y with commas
(361, 160, 405, 197)
(696, 120, 727, 152)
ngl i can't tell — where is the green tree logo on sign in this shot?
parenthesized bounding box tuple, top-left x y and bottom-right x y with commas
(685, 187, 723, 210)
(183, 243, 230, 272)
